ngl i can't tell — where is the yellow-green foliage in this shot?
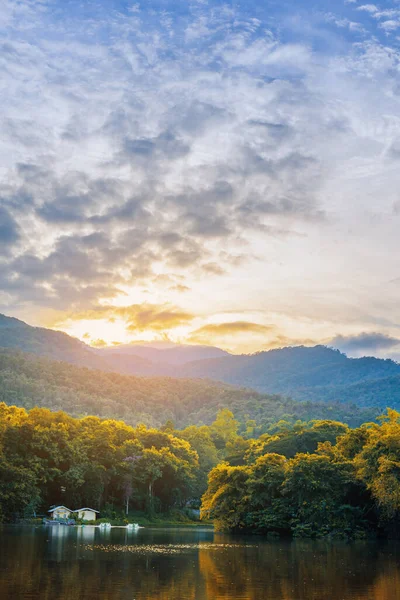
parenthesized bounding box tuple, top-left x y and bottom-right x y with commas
(3, 400, 400, 538)
(0, 404, 253, 522)
(0, 403, 199, 521)
(201, 410, 400, 538)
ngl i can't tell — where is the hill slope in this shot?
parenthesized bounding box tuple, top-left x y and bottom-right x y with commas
(98, 342, 230, 364)
(177, 346, 400, 407)
(0, 350, 378, 430)
(2, 314, 400, 408)
(0, 313, 110, 370)
(0, 313, 229, 374)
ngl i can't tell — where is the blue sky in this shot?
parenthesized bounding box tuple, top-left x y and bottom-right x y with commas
(2, 0, 400, 357)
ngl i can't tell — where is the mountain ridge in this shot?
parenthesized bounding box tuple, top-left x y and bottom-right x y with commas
(0, 348, 379, 430)
(97, 342, 231, 365)
(0, 313, 109, 370)
(1, 313, 400, 407)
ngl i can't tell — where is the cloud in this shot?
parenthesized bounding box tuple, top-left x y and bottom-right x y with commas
(357, 5, 378, 14)
(331, 332, 400, 356)
(354, 4, 400, 32)
(0, 206, 19, 255)
(124, 306, 194, 332)
(379, 20, 400, 32)
(57, 303, 195, 333)
(194, 321, 274, 335)
(169, 284, 190, 293)
(90, 338, 107, 348)
(2, 1, 400, 353)
(187, 322, 321, 353)
(0, 1, 335, 316)
(188, 321, 274, 343)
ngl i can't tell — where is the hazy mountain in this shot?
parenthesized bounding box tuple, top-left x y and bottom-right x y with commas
(97, 342, 230, 365)
(0, 349, 379, 429)
(0, 314, 229, 375)
(0, 313, 110, 371)
(2, 313, 400, 408)
(178, 345, 400, 405)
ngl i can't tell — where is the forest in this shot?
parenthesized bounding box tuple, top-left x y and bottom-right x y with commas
(177, 345, 400, 407)
(202, 409, 400, 538)
(0, 350, 378, 431)
(0, 403, 259, 522)
(2, 401, 400, 539)
(3, 313, 400, 410)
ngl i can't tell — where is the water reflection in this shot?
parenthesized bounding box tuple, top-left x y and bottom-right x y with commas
(0, 525, 399, 600)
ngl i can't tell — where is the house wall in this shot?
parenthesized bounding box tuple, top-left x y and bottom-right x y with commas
(52, 508, 70, 519)
(77, 510, 97, 521)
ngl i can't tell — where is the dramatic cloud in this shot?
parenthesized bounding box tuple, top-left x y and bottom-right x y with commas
(56, 303, 195, 334)
(2, 0, 400, 352)
(124, 306, 194, 332)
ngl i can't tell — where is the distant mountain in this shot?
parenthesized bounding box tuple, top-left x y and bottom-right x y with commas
(0, 313, 109, 371)
(97, 342, 230, 365)
(0, 314, 229, 375)
(2, 313, 400, 409)
(178, 345, 400, 406)
(0, 349, 379, 429)
(99, 343, 400, 408)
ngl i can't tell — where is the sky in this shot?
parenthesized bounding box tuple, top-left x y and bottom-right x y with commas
(2, 0, 400, 356)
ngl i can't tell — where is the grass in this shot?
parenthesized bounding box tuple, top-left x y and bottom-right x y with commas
(96, 509, 213, 528)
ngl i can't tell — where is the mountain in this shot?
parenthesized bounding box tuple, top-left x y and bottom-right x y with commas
(2, 313, 400, 409)
(99, 343, 400, 408)
(178, 345, 400, 406)
(0, 313, 110, 371)
(0, 349, 378, 429)
(96, 342, 230, 375)
(98, 342, 230, 365)
(0, 314, 228, 375)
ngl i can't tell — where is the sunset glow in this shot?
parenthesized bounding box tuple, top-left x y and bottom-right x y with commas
(2, 1, 400, 358)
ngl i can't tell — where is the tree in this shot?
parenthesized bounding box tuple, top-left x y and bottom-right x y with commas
(0, 454, 40, 521)
(245, 453, 290, 533)
(351, 410, 400, 521)
(283, 453, 361, 537)
(176, 425, 218, 497)
(210, 409, 239, 450)
(201, 463, 250, 531)
(134, 448, 167, 514)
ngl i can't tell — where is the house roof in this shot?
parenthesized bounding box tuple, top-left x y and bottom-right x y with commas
(48, 506, 72, 512)
(73, 508, 100, 513)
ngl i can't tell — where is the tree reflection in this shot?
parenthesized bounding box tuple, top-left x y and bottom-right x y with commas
(198, 537, 400, 600)
(0, 527, 400, 600)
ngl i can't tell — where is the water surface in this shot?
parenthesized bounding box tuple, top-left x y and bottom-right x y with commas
(1, 525, 399, 599)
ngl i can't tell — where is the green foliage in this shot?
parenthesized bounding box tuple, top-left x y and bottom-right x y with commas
(0, 404, 199, 522)
(201, 463, 251, 531)
(3, 368, 400, 541)
(179, 345, 400, 408)
(248, 420, 349, 459)
(2, 312, 400, 410)
(201, 411, 400, 539)
(0, 350, 378, 430)
(0, 455, 40, 522)
(176, 425, 219, 496)
(349, 409, 400, 525)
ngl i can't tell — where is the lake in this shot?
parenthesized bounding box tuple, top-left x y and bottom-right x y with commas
(1, 525, 400, 599)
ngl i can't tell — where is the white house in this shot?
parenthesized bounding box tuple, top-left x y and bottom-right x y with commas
(73, 508, 99, 521)
(48, 506, 72, 520)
